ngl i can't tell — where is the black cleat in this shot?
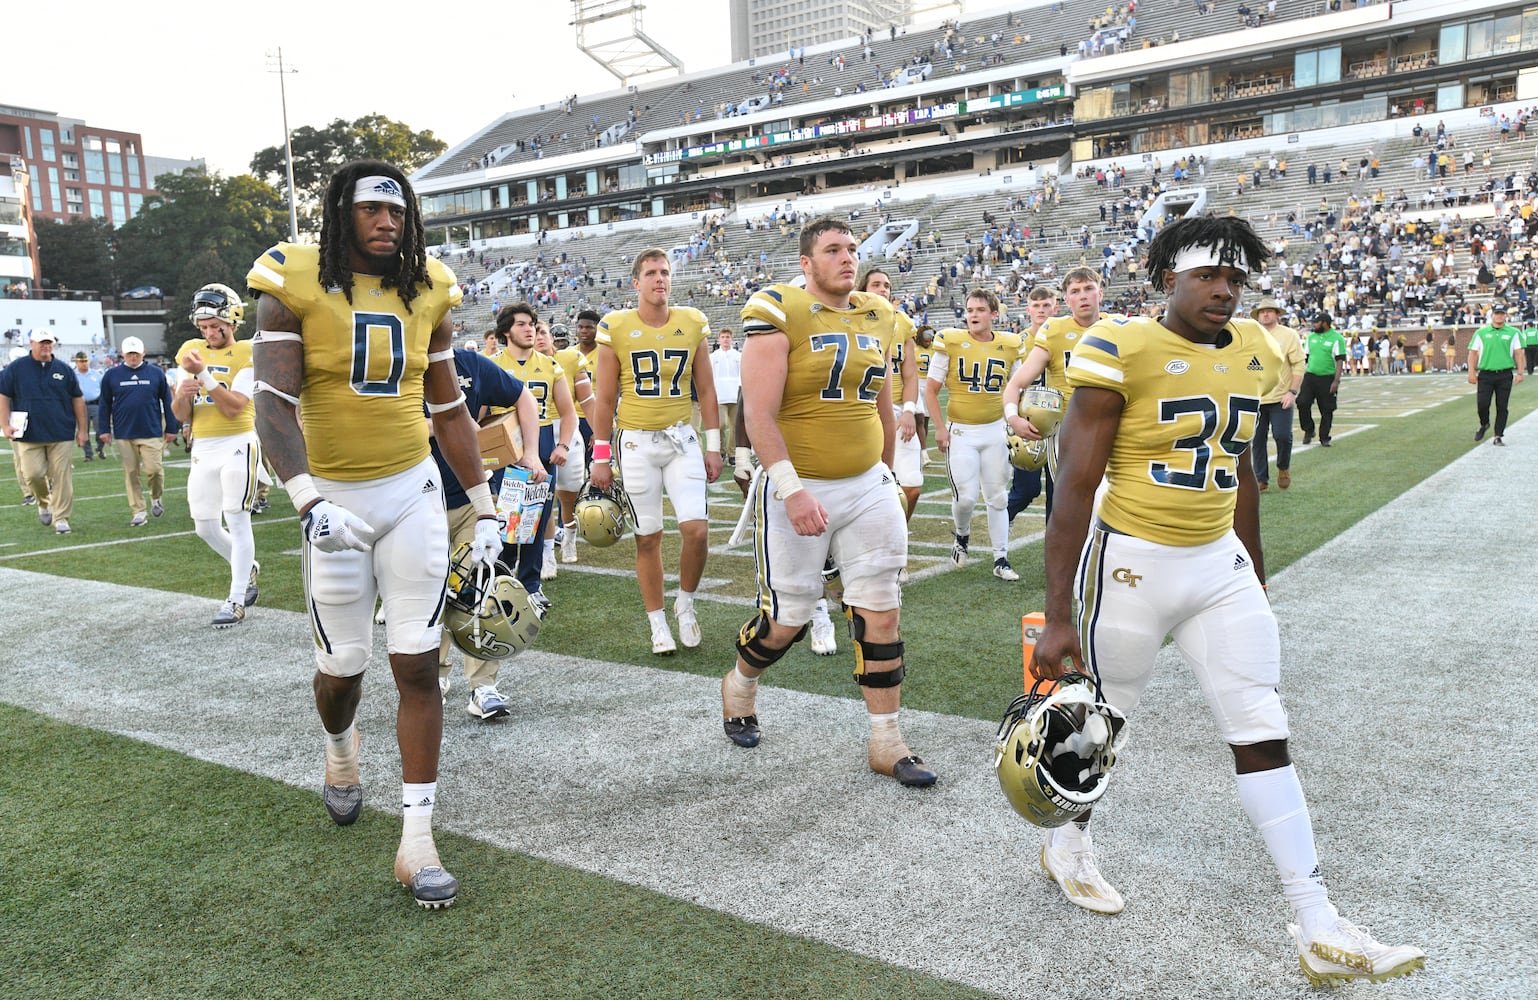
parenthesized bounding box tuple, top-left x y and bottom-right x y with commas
(891, 755, 938, 787)
(723, 715, 761, 748)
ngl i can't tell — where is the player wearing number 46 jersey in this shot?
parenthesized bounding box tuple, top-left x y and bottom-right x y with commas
(591, 250, 723, 655)
(722, 217, 935, 789)
(923, 288, 1023, 581)
(1031, 215, 1424, 987)
(250, 160, 508, 912)
(173, 283, 262, 629)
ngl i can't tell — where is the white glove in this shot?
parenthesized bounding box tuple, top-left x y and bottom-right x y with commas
(303, 499, 375, 553)
(469, 516, 503, 570)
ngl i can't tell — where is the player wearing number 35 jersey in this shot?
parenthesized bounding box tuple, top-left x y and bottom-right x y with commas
(1028, 215, 1424, 986)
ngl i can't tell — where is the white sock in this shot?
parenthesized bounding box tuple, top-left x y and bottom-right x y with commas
(226, 509, 254, 604)
(324, 723, 355, 760)
(648, 608, 669, 631)
(402, 781, 436, 834)
(987, 504, 1008, 557)
(543, 538, 555, 558)
(1049, 818, 1092, 848)
(1236, 765, 1333, 935)
(868, 710, 899, 734)
(676, 589, 696, 610)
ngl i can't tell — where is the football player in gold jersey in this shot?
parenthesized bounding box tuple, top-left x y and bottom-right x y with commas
(923, 289, 1024, 580)
(250, 160, 507, 911)
(591, 250, 723, 655)
(1030, 216, 1425, 985)
(172, 283, 261, 628)
(722, 217, 935, 788)
(857, 268, 921, 519)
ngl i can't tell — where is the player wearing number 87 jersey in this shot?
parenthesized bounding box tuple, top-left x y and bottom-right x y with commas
(1029, 215, 1425, 985)
(923, 289, 1023, 580)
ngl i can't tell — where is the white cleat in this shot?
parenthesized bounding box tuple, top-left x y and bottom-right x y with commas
(651, 618, 677, 655)
(993, 558, 1020, 582)
(809, 600, 838, 655)
(1289, 918, 1426, 988)
(675, 601, 702, 648)
(1040, 829, 1124, 915)
(560, 522, 578, 563)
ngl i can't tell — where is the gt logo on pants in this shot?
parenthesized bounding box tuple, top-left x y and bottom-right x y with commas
(1111, 567, 1142, 587)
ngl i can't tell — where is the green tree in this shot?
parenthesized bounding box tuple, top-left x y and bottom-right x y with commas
(115, 168, 287, 296)
(34, 218, 117, 293)
(249, 114, 448, 220)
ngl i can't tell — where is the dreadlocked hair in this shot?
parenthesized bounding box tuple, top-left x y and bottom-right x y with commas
(1144, 215, 1272, 288)
(318, 160, 431, 314)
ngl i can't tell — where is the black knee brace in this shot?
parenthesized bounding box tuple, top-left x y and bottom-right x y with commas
(845, 606, 905, 688)
(735, 612, 806, 672)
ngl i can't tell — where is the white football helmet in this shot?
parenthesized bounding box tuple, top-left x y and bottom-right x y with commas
(1007, 433, 1049, 471)
(1022, 386, 1067, 437)
(443, 543, 541, 660)
(574, 479, 634, 548)
(189, 283, 245, 329)
(994, 673, 1127, 828)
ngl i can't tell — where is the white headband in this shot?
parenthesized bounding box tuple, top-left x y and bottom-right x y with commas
(1170, 243, 1251, 275)
(353, 175, 407, 207)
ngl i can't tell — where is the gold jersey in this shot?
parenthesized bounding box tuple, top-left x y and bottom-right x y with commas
(175, 338, 254, 439)
(554, 346, 588, 419)
(915, 344, 934, 381)
(1258, 324, 1305, 404)
(741, 284, 897, 480)
(887, 310, 916, 404)
(1067, 316, 1282, 546)
(246, 242, 462, 481)
(493, 350, 560, 426)
(931, 327, 1023, 424)
(1033, 314, 1109, 400)
(596, 306, 711, 430)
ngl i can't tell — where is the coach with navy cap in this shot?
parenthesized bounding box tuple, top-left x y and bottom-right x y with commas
(99, 336, 179, 525)
(0, 329, 88, 534)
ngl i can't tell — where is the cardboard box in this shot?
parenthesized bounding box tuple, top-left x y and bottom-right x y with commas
(476, 413, 524, 471)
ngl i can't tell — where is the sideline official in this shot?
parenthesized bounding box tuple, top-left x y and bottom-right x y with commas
(1468, 304, 1524, 447)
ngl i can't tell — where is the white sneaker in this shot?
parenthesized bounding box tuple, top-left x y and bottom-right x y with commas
(560, 522, 578, 563)
(467, 684, 511, 720)
(950, 533, 969, 567)
(1040, 828, 1124, 914)
(1289, 917, 1426, 987)
(651, 618, 677, 655)
(809, 600, 837, 655)
(54, 519, 71, 535)
(993, 558, 1020, 582)
(675, 601, 701, 648)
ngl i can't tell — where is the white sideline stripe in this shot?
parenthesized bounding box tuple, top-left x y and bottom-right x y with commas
(0, 516, 298, 560)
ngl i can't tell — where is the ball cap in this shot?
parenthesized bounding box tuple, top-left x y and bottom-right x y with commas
(73, 351, 88, 360)
(121, 336, 145, 355)
(29, 329, 57, 343)
(1491, 303, 1508, 313)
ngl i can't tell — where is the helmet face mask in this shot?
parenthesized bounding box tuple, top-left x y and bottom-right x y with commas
(189, 283, 246, 330)
(994, 673, 1127, 828)
(443, 544, 541, 660)
(574, 478, 633, 548)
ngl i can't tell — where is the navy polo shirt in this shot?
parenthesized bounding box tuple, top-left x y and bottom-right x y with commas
(0, 356, 82, 442)
(430, 348, 525, 509)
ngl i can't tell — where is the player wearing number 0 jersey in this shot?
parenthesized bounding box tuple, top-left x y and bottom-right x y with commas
(173, 283, 262, 629)
(249, 160, 512, 912)
(591, 249, 723, 655)
(1030, 215, 1424, 987)
(721, 216, 935, 788)
(923, 288, 1023, 581)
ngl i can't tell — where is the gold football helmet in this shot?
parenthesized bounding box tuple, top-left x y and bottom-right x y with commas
(188, 283, 246, 330)
(443, 544, 541, 660)
(1022, 386, 1067, 437)
(574, 479, 634, 548)
(994, 673, 1127, 828)
(1007, 433, 1050, 471)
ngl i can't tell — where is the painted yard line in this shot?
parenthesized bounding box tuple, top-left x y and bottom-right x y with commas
(0, 515, 300, 560)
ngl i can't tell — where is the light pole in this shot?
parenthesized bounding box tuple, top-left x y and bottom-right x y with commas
(268, 48, 300, 241)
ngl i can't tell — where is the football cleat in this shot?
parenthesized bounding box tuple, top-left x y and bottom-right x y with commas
(994, 673, 1127, 828)
(993, 558, 1020, 582)
(1041, 828, 1124, 914)
(322, 727, 362, 827)
(394, 846, 458, 910)
(951, 533, 969, 567)
(540, 559, 557, 581)
(251, 496, 270, 515)
(245, 560, 261, 607)
(809, 600, 838, 655)
(676, 601, 702, 649)
(467, 684, 511, 721)
(721, 672, 760, 748)
(651, 617, 677, 655)
(211, 601, 245, 629)
(1289, 919, 1426, 987)
(560, 521, 578, 562)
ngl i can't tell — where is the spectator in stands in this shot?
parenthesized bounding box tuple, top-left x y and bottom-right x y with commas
(0, 330, 88, 534)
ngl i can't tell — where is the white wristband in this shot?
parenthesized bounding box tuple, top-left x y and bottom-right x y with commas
(466, 481, 496, 518)
(198, 369, 219, 392)
(765, 459, 804, 500)
(285, 473, 321, 514)
(901, 401, 917, 414)
(735, 446, 753, 469)
(1003, 401, 1019, 418)
(704, 428, 721, 452)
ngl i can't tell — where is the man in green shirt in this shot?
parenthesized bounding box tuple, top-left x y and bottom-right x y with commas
(1468, 303, 1525, 446)
(1296, 313, 1346, 447)
(1520, 314, 1538, 375)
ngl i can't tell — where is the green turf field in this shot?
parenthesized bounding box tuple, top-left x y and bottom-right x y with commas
(0, 372, 1526, 998)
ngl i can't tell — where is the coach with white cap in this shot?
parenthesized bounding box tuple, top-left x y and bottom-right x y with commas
(0, 329, 89, 534)
(98, 336, 180, 526)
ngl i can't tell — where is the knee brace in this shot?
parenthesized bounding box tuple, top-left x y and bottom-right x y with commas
(845, 606, 905, 688)
(735, 612, 806, 672)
